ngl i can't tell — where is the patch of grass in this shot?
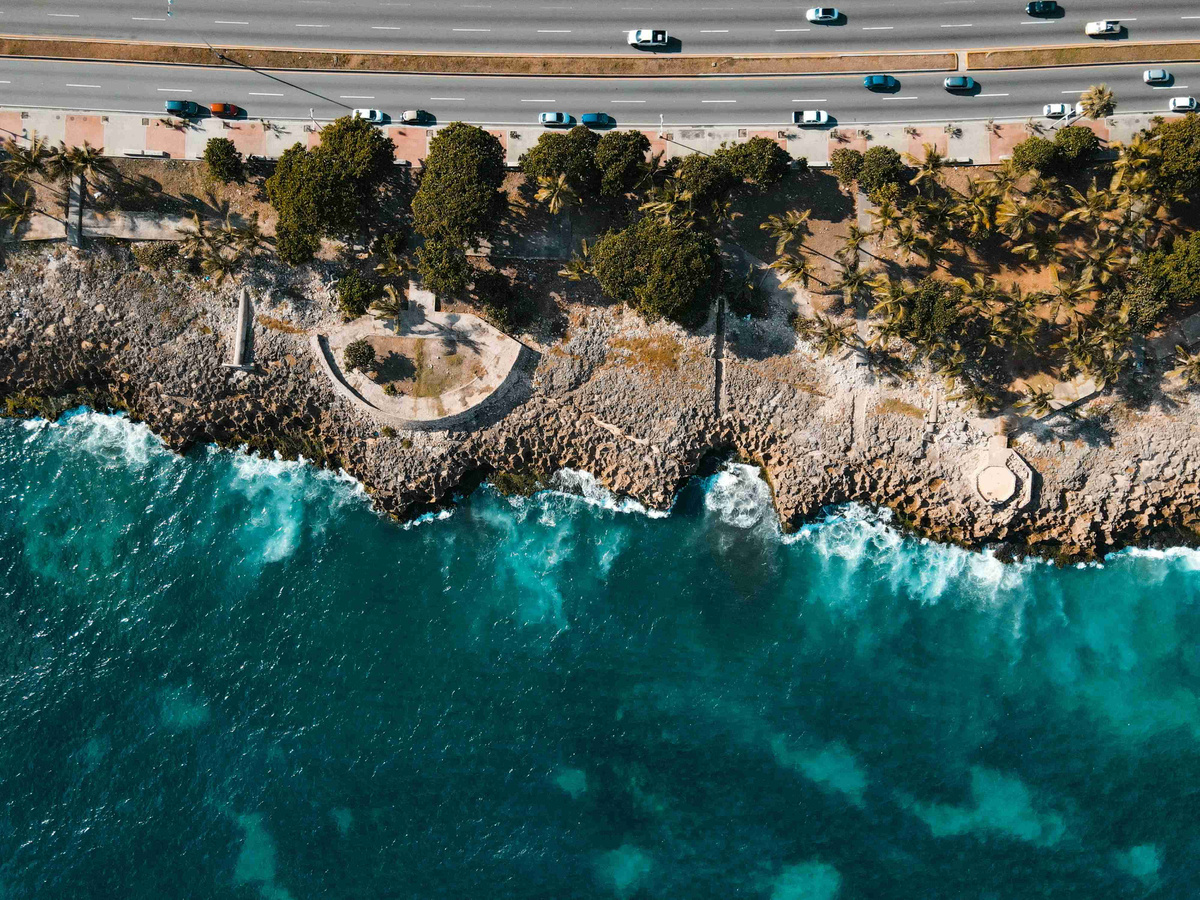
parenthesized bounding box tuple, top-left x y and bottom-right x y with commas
(874, 398, 925, 419)
(490, 469, 546, 496)
(610, 335, 683, 372)
(256, 315, 307, 334)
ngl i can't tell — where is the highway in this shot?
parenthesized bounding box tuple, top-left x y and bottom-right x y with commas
(7, 0, 1200, 55)
(0, 57, 1196, 126)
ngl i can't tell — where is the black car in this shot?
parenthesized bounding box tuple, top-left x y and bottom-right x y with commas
(1026, 1, 1058, 15)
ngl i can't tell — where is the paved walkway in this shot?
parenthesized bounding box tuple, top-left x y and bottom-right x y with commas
(0, 106, 1158, 171)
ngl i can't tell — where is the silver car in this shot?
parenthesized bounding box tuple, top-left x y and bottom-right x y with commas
(805, 7, 840, 23)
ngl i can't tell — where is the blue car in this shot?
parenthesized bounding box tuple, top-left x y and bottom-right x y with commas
(164, 99, 200, 117)
(581, 112, 614, 128)
(863, 74, 897, 91)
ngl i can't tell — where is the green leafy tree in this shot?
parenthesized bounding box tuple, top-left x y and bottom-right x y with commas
(674, 153, 736, 206)
(1100, 264, 1167, 335)
(713, 137, 792, 185)
(313, 115, 396, 182)
(343, 338, 376, 373)
(415, 235, 473, 296)
(412, 122, 506, 247)
(203, 137, 244, 182)
(829, 148, 864, 187)
(519, 125, 599, 191)
(1011, 136, 1059, 174)
(859, 146, 906, 197)
(336, 269, 380, 318)
(594, 130, 652, 196)
(590, 217, 722, 325)
(275, 225, 321, 266)
(1148, 112, 1200, 197)
(1053, 126, 1100, 171)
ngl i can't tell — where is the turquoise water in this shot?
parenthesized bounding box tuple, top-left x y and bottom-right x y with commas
(1, 411, 1199, 898)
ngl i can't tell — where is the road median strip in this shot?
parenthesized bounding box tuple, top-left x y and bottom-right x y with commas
(968, 40, 1200, 71)
(0, 34, 955, 77)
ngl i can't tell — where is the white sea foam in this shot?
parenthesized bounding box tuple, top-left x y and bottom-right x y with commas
(547, 468, 670, 518)
(401, 508, 455, 530)
(51, 409, 169, 470)
(701, 463, 773, 530)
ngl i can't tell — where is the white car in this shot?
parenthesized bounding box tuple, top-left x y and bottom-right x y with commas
(805, 7, 840, 23)
(400, 109, 431, 124)
(793, 109, 829, 126)
(1074, 101, 1087, 117)
(1085, 20, 1119, 36)
(1169, 96, 1198, 112)
(1144, 69, 1170, 85)
(351, 108, 385, 123)
(539, 111, 572, 126)
(627, 28, 668, 47)
(1043, 102, 1071, 118)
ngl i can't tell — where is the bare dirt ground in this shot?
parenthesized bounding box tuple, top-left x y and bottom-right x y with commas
(364, 334, 486, 399)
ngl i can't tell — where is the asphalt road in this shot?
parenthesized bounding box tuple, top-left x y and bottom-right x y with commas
(1, 57, 1196, 126)
(9, 0, 1200, 55)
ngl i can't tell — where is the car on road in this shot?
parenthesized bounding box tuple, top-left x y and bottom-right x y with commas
(400, 109, 432, 124)
(581, 112, 615, 128)
(627, 28, 668, 48)
(1169, 96, 1198, 112)
(539, 111, 572, 126)
(1025, 1, 1058, 15)
(209, 103, 241, 119)
(944, 75, 975, 92)
(793, 109, 829, 126)
(805, 7, 840, 23)
(863, 74, 897, 91)
(1042, 102, 1071, 118)
(352, 108, 385, 123)
(1085, 20, 1120, 37)
(1144, 69, 1171, 85)
(164, 100, 200, 118)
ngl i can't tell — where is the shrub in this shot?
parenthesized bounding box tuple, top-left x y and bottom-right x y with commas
(858, 146, 906, 196)
(130, 241, 179, 270)
(1144, 231, 1200, 312)
(1053, 126, 1100, 170)
(372, 229, 409, 260)
(590, 217, 722, 325)
(901, 278, 963, 346)
(412, 122, 506, 245)
(203, 137, 244, 182)
(595, 130, 652, 196)
(343, 338, 376, 372)
(335, 270, 379, 318)
(381, 425, 398, 437)
(829, 148, 864, 187)
(868, 181, 902, 206)
(1149, 112, 1200, 197)
(713, 137, 791, 185)
(473, 271, 531, 332)
(1103, 267, 1168, 335)
(275, 224, 320, 266)
(675, 153, 737, 205)
(1011, 136, 1058, 174)
(415, 235, 472, 296)
(519, 125, 600, 191)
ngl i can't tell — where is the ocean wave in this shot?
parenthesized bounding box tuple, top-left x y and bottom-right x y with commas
(546, 469, 670, 518)
(701, 463, 773, 530)
(47, 408, 172, 470)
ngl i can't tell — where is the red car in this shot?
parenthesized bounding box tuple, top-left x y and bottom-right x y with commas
(209, 103, 241, 118)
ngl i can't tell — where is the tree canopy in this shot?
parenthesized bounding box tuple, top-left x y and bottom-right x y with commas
(412, 122, 506, 245)
(590, 217, 722, 325)
(595, 130, 652, 196)
(519, 125, 600, 191)
(1150, 111, 1200, 197)
(712, 137, 792, 186)
(859, 146, 906, 197)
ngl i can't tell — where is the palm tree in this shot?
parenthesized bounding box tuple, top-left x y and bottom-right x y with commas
(907, 143, 946, 193)
(1016, 386, 1056, 418)
(1170, 345, 1200, 387)
(869, 198, 899, 237)
(375, 251, 414, 280)
(1013, 229, 1059, 267)
(836, 224, 872, 265)
(200, 247, 240, 284)
(891, 219, 927, 264)
(177, 211, 213, 260)
(639, 176, 695, 226)
(995, 196, 1039, 243)
(558, 239, 593, 281)
(1045, 268, 1094, 323)
(831, 262, 871, 306)
(535, 173, 579, 215)
(770, 251, 816, 288)
(372, 283, 407, 329)
(1078, 84, 1116, 119)
(760, 209, 812, 256)
(1026, 174, 1063, 209)
(1061, 182, 1116, 237)
(0, 190, 36, 235)
(987, 159, 1022, 200)
(233, 213, 267, 256)
(703, 198, 740, 229)
(1081, 239, 1126, 287)
(0, 134, 55, 193)
(633, 150, 665, 195)
(813, 314, 856, 357)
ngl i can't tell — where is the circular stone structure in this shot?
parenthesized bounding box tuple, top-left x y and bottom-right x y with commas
(976, 465, 1018, 505)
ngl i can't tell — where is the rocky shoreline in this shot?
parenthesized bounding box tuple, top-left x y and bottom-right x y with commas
(4, 244, 1200, 562)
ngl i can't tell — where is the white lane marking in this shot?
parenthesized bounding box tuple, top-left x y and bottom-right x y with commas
(371, 26, 404, 29)
(862, 26, 893, 30)
(537, 29, 572, 32)
(976, 92, 1009, 97)
(47, 12, 81, 16)
(1153, 85, 1188, 89)
(294, 23, 330, 27)
(132, 17, 168, 21)
(700, 30, 729, 33)
(453, 27, 491, 31)
(701, 99, 737, 103)
(156, 88, 193, 92)
(611, 100, 646, 103)
(1182, 15, 1200, 18)
(430, 97, 466, 100)
(248, 92, 284, 96)
(1020, 20, 1052, 25)
(939, 23, 972, 27)
(883, 96, 919, 100)
(1061, 89, 1085, 93)
(541, 6, 575, 9)
(520, 99, 556, 102)
(774, 28, 810, 32)
(66, 83, 101, 88)
(215, 20, 251, 25)
(340, 95, 376, 99)
(791, 98, 828, 101)
(0, 81, 10, 84)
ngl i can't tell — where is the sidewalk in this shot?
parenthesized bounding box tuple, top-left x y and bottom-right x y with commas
(0, 106, 1159, 171)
